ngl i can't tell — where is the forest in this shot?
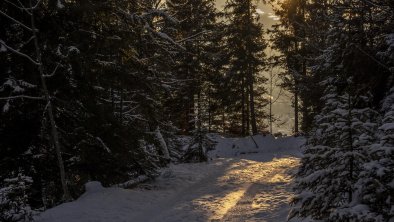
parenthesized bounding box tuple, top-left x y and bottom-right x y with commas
(0, 0, 393, 221)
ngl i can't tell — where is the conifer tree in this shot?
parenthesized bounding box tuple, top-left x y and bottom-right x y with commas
(165, 0, 218, 134)
(290, 78, 379, 221)
(223, 0, 267, 135)
(1, 0, 184, 214)
(166, 0, 220, 161)
(0, 173, 34, 222)
(352, 87, 394, 221)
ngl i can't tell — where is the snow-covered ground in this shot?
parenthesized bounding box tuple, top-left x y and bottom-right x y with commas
(37, 135, 305, 222)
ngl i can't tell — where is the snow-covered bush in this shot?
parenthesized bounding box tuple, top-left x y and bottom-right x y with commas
(0, 173, 35, 222)
(183, 130, 216, 162)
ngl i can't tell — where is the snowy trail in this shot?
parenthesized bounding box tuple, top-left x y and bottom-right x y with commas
(38, 136, 304, 222)
(140, 155, 299, 222)
(38, 154, 299, 222)
(220, 157, 298, 222)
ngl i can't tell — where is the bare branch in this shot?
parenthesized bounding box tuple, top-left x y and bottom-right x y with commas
(0, 95, 44, 100)
(18, 36, 35, 50)
(15, 0, 42, 10)
(0, 39, 40, 65)
(177, 31, 209, 43)
(0, 10, 34, 32)
(355, 45, 391, 71)
(43, 63, 60, 78)
(272, 87, 284, 104)
(3, 0, 31, 15)
(41, 101, 50, 119)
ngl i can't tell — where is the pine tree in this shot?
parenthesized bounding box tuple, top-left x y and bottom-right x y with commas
(223, 0, 267, 135)
(165, 0, 220, 161)
(352, 87, 394, 221)
(290, 78, 379, 221)
(1, 0, 185, 213)
(165, 0, 218, 134)
(269, 0, 308, 134)
(270, 0, 393, 133)
(0, 0, 72, 202)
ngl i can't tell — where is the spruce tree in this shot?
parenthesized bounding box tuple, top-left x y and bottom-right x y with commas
(290, 78, 379, 221)
(353, 87, 394, 221)
(165, 0, 218, 134)
(166, 0, 220, 161)
(223, 0, 267, 135)
(1, 0, 184, 214)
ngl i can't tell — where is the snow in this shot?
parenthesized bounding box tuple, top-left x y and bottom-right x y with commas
(3, 101, 10, 113)
(84, 181, 105, 194)
(387, 33, 394, 50)
(116, 175, 150, 189)
(156, 127, 170, 160)
(209, 134, 305, 158)
(95, 137, 111, 153)
(68, 46, 80, 54)
(0, 43, 6, 52)
(379, 123, 394, 131)
(37, 135, 305, 222)
(57, 0, 65, 9)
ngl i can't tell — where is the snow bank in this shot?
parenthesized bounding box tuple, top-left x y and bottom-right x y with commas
(208, 134, 305, 158)
(84, 181, 104, 194)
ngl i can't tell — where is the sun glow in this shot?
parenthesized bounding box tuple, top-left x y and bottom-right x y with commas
(187, 157, 299, 221)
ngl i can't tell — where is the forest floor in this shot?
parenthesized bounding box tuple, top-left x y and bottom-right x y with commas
(37, 135, 305, 222)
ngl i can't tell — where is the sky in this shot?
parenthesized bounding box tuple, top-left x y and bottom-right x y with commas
(215, 0, 280, 27)
(216, 0, 295, 135)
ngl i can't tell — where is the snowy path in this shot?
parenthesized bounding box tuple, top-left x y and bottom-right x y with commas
(220, 157, 298, 222)
(38, 136, 304, 222)
(141, 155, 299, 222)
(38, 154, 299, 222)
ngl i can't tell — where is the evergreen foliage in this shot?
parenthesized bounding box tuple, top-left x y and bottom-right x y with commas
(222, 0, 268, 135)
(0, 173, 35, 222)
(0, 0, 270, 219)
(290, 78, 379, 221)
(2, 0, 392, 220)
(352, 88, 394, 221)
(269, 1, 394, 219)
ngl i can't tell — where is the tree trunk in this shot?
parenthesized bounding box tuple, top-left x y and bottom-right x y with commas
(294, 88, 299, 134)
(222, 109, 226, 134)
(246, 0, 258, 135)
(30, 0, 71, 201)
(249, 76, 257, 135)
(246, 85, 250, 134)
(111, 86, 114, 113)
(120, 87, 124, 123)
(300, 51, 308, 131)
(208, 87, 212, 133)
(269, 67, 274, 134)
(241, 75, 246, 136)
(197, 91, 206, 161)
(269, 93, 273, 135)
(347, 93, 354, 203)
(155, 127, 170, 160)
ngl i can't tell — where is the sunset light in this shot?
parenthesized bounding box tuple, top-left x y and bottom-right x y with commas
(1, 0, 393, 221)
